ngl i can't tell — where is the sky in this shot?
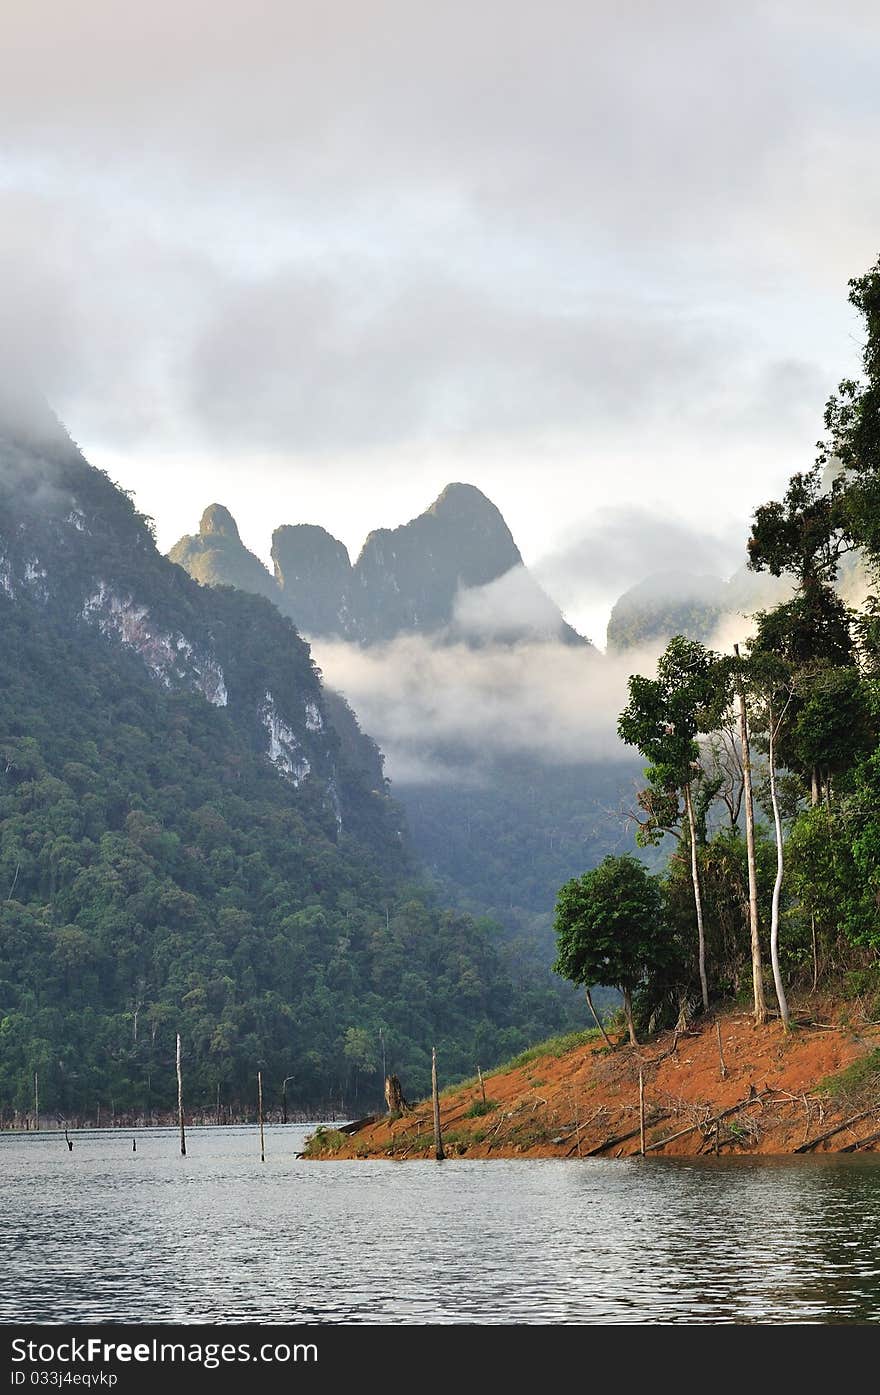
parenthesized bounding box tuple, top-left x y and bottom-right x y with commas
(3, 1, 880, 643)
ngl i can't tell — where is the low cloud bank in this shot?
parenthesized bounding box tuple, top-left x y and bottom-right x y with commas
(312, 634, 663, 785)
(312, 589, 777, 786)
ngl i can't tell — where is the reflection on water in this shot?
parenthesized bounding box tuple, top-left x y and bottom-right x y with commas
(1, 1127, 879, 1323)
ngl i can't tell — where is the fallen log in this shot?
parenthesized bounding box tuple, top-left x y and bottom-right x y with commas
(839, 1128, 880, 1153)
(337, 1114, 378, 1136)
(580, 1110, 671, 1158)
(793, 1108, 875, 1153)
(645, 1089, 767, 1154)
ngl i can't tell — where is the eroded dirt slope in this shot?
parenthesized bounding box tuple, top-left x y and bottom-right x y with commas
(309, 997, 880, 1160)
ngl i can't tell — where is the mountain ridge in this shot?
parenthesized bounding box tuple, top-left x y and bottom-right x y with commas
(170, 483, 586, 647)
(0, 398, 583, 1117)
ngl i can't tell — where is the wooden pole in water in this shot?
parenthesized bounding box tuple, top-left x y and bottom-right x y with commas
(176, 1033, 186, 1157)
(258, 1070, 265, 1163)
(638, 1064, 646, 1156)
(477, 1064, 486, 1106)
(431, 1045, 444, 1161)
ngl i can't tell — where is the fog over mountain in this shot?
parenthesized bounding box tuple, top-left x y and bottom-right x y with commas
(4, 2, 879, 591)
(171, 483, 585, 649)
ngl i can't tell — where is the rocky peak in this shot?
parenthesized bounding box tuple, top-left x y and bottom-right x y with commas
(169, 506, 278, 605)
(170, 481, 585, 646)
(271, 524, 354, 639)
(199, 503, 241, 541)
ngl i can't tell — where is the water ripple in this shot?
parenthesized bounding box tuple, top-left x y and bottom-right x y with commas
(2, 1128, 879, 1323)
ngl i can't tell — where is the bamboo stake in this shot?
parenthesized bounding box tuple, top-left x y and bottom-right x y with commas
(258, 1070, 265, 1163)
(477, 1064, 486, 1106)
(431, 1046, 444, 1161)
(176, 1033, 186, 1157)
(638, 1065, 646, 1156)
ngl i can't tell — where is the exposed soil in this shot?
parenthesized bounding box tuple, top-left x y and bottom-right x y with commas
(310, 995, 880, 1160)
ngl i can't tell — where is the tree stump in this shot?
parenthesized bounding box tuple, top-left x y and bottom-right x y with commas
(384, 1074, 409, 1115)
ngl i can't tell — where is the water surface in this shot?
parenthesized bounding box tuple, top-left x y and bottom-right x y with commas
(2, 1126, 879, 1323)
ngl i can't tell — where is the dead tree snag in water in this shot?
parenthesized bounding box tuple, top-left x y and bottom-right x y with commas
(258, 1070, 265, 1163)
(176, 1033, 186, 1157)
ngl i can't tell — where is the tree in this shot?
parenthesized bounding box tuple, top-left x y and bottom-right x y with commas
(732, 644, 767, 1025)
(820, 254, 880, 564)
(618, 636, 730, 1011)
(553, 855, 667, 1046)
(342, 1026, 375, 1104)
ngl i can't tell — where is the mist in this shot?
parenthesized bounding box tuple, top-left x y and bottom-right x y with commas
(2, 2, 878, 571)
(313, 633, 660, 785)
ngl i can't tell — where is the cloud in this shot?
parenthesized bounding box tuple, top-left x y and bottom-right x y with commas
(450, 565, 575, 644)
(531, 505, 749, 641)
(312, 632, 661, 784)
(1, 0, 878, 589)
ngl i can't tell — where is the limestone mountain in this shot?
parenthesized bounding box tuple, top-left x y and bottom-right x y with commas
(606, 572, 729, 652)
(606, 567, 797, 652)
(168, 503, 279, 605)
(170, 482, 585, 646)
(271, 523, 356, 639)
(0, 394, 582, 1118)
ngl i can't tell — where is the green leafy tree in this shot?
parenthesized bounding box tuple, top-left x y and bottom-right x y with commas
(820, 254, 880, 563)
(553, 855, 667, 1046)
(618, 636, 731, 1011)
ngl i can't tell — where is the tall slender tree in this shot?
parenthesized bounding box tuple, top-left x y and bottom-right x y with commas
(618, 636, 730, 1012)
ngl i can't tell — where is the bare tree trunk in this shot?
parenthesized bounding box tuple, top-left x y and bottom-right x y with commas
(33, 1071, 39, 1133)
(622, 987, 638, 1046)
(586, 987, 613, 1048)
(258, 1070, 265, 1163)
(811, 767, 820, 807)
(811, 913, 818, 994)
(684, 782, 710, 1011)
(715, 1020, 728, 1079)
(638, 1064, 646, 1156)
(768, 707, 790, 1031)
(384, 1074, 409, 1114)
(734, 645, 767, 1025)
(431, 1046, 444, 1161)
(176, 1033, 186, 1157)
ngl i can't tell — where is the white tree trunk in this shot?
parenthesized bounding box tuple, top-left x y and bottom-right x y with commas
(734, 648, 767, 1025)
(685, 782, 710, 1011)
(768, 708, 790, 1030)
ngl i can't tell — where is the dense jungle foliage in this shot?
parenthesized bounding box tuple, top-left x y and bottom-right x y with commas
(0, 415, 581, 1121)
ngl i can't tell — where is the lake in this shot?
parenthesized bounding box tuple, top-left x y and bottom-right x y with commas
(2, 1125, 879, 1324)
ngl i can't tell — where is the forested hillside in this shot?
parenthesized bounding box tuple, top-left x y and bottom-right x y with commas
(0, 395, 582, 1121)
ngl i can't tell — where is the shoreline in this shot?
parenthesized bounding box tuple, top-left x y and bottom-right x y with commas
(306, 998, 880, 1161)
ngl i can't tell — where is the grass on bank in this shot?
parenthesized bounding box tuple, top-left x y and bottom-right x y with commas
(820, 1048, 880, 1108)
